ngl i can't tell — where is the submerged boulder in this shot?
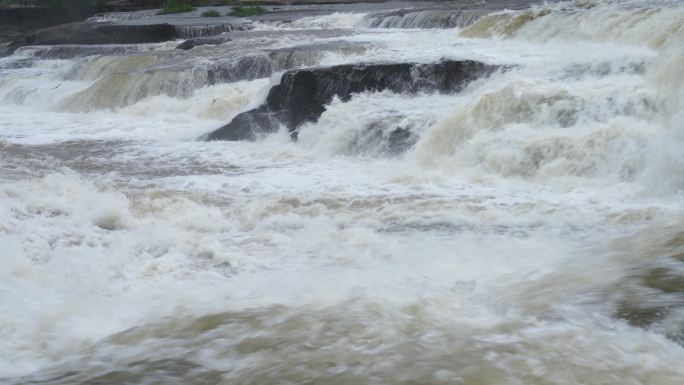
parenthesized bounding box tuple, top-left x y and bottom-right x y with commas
(176, 36, 232, 50)
(206, 60, 498, 141)
(27, 22, 177, 45)
(616, 264, 684, 334)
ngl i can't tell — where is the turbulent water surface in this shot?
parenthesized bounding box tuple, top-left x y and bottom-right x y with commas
(2, 0, 684, 383)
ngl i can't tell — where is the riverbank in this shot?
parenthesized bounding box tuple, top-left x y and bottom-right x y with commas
(2, 0, 540, 55)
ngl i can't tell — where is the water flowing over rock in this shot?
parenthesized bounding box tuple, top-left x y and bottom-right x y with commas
(206, 60, 499, 141)
(58, 42, 366, 111)
(363, 8, 491, 29)
(4, 1, 684, 383)
(176, 36, 233, 50)
(206, 42, 366, 84)
(173, 24, 252, 39)
(14, 44, 149, 60)
(0, 41, 24, 57)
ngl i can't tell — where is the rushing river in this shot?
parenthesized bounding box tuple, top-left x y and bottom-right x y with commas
(1, 0, 684, 383)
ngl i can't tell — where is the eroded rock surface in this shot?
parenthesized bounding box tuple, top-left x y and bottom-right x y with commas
(28, 22, 177, 46)
(206, 60, 498, 141)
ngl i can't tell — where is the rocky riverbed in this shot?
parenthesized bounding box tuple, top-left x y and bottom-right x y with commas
(2, 0, 684, 384)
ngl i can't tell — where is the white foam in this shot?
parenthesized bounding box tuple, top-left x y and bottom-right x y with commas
(2, 0, 684, 381)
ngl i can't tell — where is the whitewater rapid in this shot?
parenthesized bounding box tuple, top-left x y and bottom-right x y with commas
(2, 0, 684, 383)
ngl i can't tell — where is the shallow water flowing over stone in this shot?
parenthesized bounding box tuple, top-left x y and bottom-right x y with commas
(2, 0, 684, 384)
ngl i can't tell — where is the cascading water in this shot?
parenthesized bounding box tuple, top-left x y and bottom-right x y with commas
(362, 8, 492, 29)
(2, 0, 684, 384)
(174, 24, 253, 38)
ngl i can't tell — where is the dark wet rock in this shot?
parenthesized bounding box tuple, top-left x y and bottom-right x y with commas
(0, 40, 24, 57)
(615, 303, 668, 328)
(615, 263, 684, 338)
(176, 36, 232, 50)
(606, 226, 684, 344)
(208, 111, 288, 141)
(27, 22, 177, 46)
(642, 267, 684, 294)
(369, 124, 415, 155)
(207, 60, 498, 141)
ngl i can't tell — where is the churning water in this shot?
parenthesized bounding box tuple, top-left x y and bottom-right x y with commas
(1, 0, 684, 383)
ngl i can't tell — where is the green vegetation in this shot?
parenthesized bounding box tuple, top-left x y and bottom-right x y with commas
(219, 0, 228, 5)
(228, 5, 266, 17)
(158, 0, 195, 15)
(201, 9, 220, 17)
